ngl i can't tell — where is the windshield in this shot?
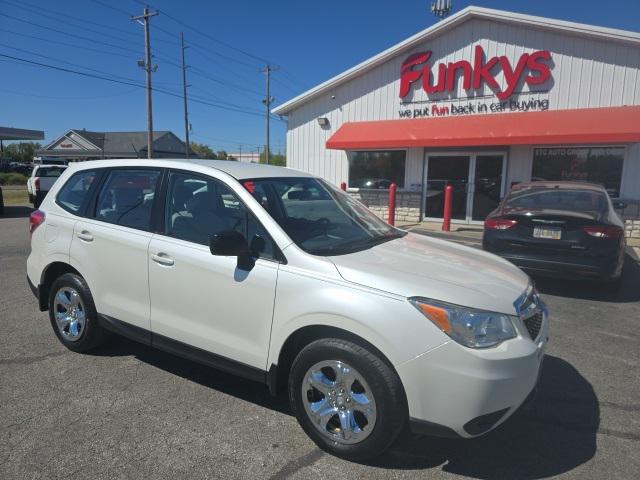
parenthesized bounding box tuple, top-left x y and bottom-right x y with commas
(242, 177, 405, 255)
(505, 188, 609, 213)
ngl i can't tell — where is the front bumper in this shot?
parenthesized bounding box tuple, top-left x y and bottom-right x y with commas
(398, 311, 549, 438)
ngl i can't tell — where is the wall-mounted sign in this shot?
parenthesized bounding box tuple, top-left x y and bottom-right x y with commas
(59, 143, 74, 148)
(398, 97, 550, 119)
(400, 45, 552, 100)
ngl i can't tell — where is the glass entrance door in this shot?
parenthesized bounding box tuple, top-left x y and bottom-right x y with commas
(423, 152, 505, 223)
(424, 155, 470, 221)
(471, 155, 505, 221)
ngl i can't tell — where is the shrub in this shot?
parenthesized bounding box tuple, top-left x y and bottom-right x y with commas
(0, 172, 29, 185)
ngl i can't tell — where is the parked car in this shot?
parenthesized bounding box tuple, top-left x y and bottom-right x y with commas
(27, 159, 548, 460)
(483, 181, 626, 289)
(27, 164, 67, 208)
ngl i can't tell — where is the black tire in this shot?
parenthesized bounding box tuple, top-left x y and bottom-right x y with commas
(48, 273, 107, 352)
(603, 271, 623, 293)
(288, 338, 407, 461)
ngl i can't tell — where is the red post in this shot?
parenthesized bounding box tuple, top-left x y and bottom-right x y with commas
(442, 184, 453, 232)
(388, 183, 397, 226)
(340, 181, 347, 191)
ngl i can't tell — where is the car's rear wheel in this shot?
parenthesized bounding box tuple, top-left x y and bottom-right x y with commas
(288, 338, 406, 461)
(48, 273, 108, 352)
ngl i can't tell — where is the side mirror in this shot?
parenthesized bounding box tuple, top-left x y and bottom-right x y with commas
(210, 230, 249, 256)
(613, 200, 627, 210)
(210, 230, 255, 271)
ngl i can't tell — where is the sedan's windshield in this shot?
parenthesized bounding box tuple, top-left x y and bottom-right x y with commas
(242, 177, 405, 255)
(505, 188, 609, 213)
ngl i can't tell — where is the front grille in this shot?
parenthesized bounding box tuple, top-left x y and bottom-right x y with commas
(523, 312, 543, 340)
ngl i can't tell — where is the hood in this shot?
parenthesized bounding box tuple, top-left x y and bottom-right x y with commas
(329, 232, 529, 315)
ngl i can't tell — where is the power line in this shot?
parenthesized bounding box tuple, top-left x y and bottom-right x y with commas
(0, 54, 269, 118)
(1, 0, 141, 44)
(130, 0, 269, 65)
(0, 86, 140, 100)
(0, 12, 142, 55)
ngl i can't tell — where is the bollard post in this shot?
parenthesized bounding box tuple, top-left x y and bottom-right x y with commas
(442, 184, 453, 232)
(340, 181, 347, 191)
(388, 183, 397, 226)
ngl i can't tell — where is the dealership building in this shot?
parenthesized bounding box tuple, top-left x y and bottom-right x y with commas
(273, 6, 640, 232)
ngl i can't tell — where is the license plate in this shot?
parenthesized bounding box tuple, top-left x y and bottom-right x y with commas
(533, 226, 561, 240)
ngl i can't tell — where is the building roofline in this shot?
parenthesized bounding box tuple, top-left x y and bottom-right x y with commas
(272, 6, 640, 115)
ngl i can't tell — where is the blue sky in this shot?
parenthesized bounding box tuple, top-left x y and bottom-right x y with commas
(1, 0, 639, 153)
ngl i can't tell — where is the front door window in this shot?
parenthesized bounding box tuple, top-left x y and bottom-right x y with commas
(425, 155, 470, 220)
(472, 155, 504, 221)
(424, 153, 505, 222)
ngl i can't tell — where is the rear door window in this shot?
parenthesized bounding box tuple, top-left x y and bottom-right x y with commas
(94, 169, 161, 230)
(56, 170, 100, 214)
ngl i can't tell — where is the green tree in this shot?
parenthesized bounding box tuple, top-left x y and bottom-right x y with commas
(216, 150, 228, 160)
(2, 142, 42, 163)
(189, 142, 216, 159)
(259, 149, 286, 167)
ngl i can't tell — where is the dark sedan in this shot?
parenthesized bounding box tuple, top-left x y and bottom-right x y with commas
(482, 182, 626, 289)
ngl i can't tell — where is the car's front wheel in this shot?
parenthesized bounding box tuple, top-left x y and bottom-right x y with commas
(288, 338, 407, 461)
(48, 273, 108, 352)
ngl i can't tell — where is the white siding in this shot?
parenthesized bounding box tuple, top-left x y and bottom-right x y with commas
(285, 17, 640, 198)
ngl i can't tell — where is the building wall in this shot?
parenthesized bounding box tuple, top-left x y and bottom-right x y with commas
(285, 17, 640, 196)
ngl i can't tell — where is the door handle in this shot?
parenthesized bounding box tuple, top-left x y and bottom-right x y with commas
(76, 230, 94, 242)
(151, 252, 175, 267)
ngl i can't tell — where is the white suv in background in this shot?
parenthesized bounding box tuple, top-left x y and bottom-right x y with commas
(27, 164, 67, 208)
(27, 159, 548, 460)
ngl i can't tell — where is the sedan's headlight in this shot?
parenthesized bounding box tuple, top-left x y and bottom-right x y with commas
(409, 297, 517, 348)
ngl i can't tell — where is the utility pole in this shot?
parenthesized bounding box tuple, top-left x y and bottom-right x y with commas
(131, 7, 159, 159)
(180, 32, 190, 158)
(261, 64, 279, 165)
(238, 144, 242, 162)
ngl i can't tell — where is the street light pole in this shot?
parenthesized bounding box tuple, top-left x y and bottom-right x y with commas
(131, 7, 159, 159)
(261, 64, 279, 165)
(180, 32, 190, 158)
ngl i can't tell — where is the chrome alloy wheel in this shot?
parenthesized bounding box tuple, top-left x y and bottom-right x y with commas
(53, 287, 86, 342)
(301, 360, 377, 445)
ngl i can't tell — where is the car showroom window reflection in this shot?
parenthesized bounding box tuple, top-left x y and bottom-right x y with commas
(532, 147, 624, 197)
(349, 150, 406, 189)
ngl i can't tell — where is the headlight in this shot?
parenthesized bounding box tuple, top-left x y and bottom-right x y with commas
(409, 297, 517, 349)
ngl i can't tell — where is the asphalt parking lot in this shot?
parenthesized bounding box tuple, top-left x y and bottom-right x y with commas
(1, 205, 639, 480)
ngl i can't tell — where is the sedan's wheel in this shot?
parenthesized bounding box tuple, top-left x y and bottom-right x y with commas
(289, 338, 407, 461)
(302, 360, 377, 445)
(48, 273, 107, 352)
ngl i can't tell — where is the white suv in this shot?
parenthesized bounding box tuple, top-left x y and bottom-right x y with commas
(27, 159, 548, 460)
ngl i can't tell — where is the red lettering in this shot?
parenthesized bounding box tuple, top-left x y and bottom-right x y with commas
(446, 60, 472, 91)
(399, 45, 553, 100)
(472, 45, 500, 90)
(399, 52, 431, 98)
(526, 50, 552, 85)
(497, 53, 529, 100)
(424, 63, 447, 94)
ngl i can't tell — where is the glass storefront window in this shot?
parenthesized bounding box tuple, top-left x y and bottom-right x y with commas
(349, 150, 406, 189)
(532, 147, 624, 197)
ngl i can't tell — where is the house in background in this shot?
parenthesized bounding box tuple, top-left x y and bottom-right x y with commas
(36, 129, 193, 163)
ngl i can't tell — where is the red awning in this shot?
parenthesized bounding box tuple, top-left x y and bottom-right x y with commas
(326, 106, 640, 149)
